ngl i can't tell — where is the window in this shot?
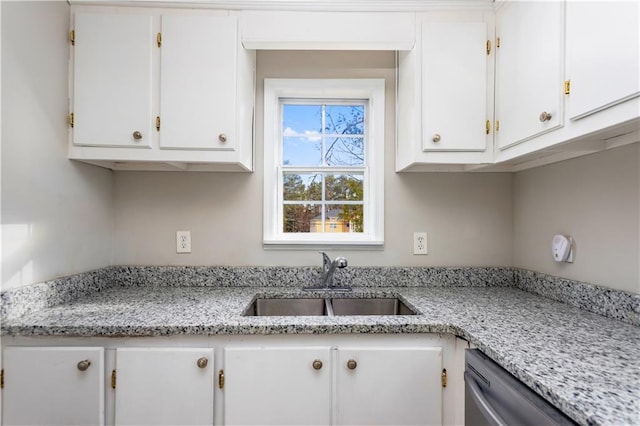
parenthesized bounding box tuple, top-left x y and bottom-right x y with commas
(264, 79, 384, 246)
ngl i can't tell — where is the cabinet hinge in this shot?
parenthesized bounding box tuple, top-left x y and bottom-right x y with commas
(564, 79, 571, 95)
(485, 119, 491, 135)
(70, 30, 75, 46)
(68, 112, 74, 128)
(218, 369, 225, 389)
(157, 32, 162, 48)
(495, 120, 500, 132)
(441, 368, 447, 388)
(155, 116, 161, 132)
(1, 369, 4, 389)
(486, 40, 491, 55)
(496, 37, 500, 48)
(111, 369, 116, 389)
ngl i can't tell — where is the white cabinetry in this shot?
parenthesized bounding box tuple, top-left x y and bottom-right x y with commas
(73, 12, 154, 149)
(397, 10, 495, 171)
(114, 348, 214, 425)
(159, 15, 239, 151)
(69, 7, 255, 171)
(335, 347, 442, 425)
(494, 1, 564, 151)
(224, 347, 332, 425)
(2, 347, 104, 425)
(566, 1, 640, 120)
(223, 345, 442, 425)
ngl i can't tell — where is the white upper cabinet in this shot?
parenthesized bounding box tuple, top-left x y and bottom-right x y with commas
(73, 12, 154, 148)
(396, 10, 495, 171)
(566, 1, 640, 121)
(240, 11, 415, 50)
(69, 7, 255, 171)
(159, 15, 238, 151)
(494, 1, 564, 151)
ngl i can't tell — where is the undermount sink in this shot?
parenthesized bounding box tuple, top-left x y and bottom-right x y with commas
(243, 297, 418, 316)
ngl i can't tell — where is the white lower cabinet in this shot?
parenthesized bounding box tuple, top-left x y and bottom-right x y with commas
(223, 346, 332, 425)
(2, 336, 457, 426)
(335, 347, 442, 425)
(223, 345, 443, 426)
(114, 348, 214, 426)
(1, 347, 104, 426)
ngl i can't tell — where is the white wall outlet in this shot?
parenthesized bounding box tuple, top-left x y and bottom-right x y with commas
(413, 232, 428, 255)
(176, 231, 191, 254)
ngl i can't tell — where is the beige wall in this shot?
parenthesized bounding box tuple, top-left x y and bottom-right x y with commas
(1, 2, 113, 290)
(513, 143, 640, 293)
(112, 51, 514, 267)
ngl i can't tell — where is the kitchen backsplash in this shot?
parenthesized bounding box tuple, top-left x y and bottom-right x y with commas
(2, 266, 638, 327)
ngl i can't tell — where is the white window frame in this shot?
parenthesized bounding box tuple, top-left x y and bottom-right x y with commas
(263, 78, 385, 247)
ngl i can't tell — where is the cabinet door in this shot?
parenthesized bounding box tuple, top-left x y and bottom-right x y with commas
(114, 348, 214, 425)
(335, 347, 442, 425)
(2, 347, 104, 425)
(73, 12, 154, 148)
(495, 2, 563, 150)
(224, 347, 331, 425)
(422, 21, 489, 152)
(159, 14, 237, 150)
(566, 1, 640, 120)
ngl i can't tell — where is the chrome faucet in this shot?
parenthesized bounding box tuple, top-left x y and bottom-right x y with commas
(304, 252, 350, 291)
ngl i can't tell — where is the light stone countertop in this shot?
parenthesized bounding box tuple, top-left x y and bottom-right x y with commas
(2, 285, 639, 426)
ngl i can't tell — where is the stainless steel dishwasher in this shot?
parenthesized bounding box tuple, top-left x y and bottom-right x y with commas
(465, 349, 577, 426)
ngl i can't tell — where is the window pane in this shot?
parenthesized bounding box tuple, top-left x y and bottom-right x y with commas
(283, 137, 322, 166)
(283, 173, 322, 201)
(283, 104, 322, 137)
(324, 105, 365, 135)
(283, 203, 321, 233)
(325, 174, 364, 201)
(324, 204, 364, 233)
(324, 137, 364, 166)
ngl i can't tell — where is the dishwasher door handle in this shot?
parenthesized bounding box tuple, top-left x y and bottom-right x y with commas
(465, 371, 509, 426)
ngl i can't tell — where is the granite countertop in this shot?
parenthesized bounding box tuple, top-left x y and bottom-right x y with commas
(2, 284, 639, 426)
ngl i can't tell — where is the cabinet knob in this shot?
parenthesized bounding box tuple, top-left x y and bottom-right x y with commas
(347, 359, 357, 370)
(312, 359, 323, 370)
(196, 357, 208, 369)
(132, 131, 143, 140)
(218, 133, 227, 143)
(432, 134, 441, 143)
(539, 112, 552, 122)
(77, 360, 91, 371)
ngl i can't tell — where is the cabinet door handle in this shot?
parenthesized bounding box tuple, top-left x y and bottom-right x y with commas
(196, 357, 208, 369)
(77, 360, 91, 371)
(218, 133, 227, 143)
(347, 359, 357, 370)
(432, 133, 441, 143)
(312, 359, 323, 370)
(132, 131, 143, 140)
(539, 112, 552, 122)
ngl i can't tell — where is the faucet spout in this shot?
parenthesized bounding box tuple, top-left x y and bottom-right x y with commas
(321, 252, 348, 288)
(304, 252, 350, 291)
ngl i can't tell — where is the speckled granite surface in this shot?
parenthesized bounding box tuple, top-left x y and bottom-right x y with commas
(515, 269, 640, 326)
(2, 266, 640, 426)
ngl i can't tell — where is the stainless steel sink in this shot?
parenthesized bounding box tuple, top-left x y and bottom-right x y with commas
(244, 297, 417, 316)
(330, 298, 416, 316)
(244, 298, 329, 316)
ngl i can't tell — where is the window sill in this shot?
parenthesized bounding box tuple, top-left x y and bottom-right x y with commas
(263, 239, 384, 250)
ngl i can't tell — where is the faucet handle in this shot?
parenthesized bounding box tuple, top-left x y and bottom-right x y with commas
(335, 257, 348, 268)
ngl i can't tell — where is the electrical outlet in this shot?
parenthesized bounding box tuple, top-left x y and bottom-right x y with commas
(176, 231, 191, 254)
(413, 232, 427, 255)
